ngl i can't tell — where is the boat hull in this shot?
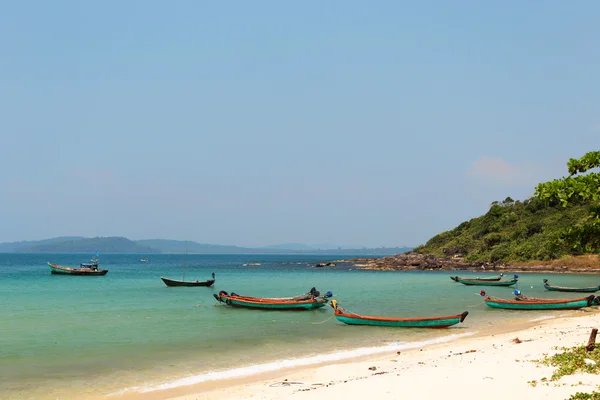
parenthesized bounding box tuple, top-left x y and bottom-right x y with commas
(161, 277, 215, 287)
(456, 278, 517, 286)
(48, 263, 108, 276)
(334, 311, 468, 328)
(543, 280, 600, 293)
(214, 291, 328, 310)
(450, 274, 502, 282)
(484, 295, 595, 310)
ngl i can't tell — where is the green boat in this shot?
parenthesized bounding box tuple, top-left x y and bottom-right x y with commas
(330, 300, 468, 328)
(543, 279, 600, 293)
(48, 262, 108, 276)
(483, 294, 596, 310)
(450, 273, 503, 282)
(213, 289, 331, 310)
(455, 276, 518, 286)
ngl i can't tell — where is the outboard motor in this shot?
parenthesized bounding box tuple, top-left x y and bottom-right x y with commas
(309, 287, 320, 298)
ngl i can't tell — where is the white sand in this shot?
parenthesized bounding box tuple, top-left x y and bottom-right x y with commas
(121, 309, 600, 400)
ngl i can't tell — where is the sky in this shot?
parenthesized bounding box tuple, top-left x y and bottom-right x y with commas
(1, 1, 599, 248)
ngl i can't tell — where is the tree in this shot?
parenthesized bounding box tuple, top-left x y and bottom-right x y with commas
(535, 151, 600, 254)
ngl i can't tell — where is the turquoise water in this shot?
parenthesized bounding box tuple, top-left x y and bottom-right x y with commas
(2, 253, 600, 399)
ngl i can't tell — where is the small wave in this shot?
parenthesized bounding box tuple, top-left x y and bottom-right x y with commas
(110, 331, 476, 396)
(529, 315, 555, 322)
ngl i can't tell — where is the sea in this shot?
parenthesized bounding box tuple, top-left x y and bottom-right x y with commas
(2, 253, 599, 399)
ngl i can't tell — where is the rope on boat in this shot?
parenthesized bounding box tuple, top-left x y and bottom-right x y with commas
(312, 315, 335, 324)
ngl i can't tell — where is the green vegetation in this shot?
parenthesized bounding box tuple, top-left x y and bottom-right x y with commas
(535, 345, 600, 381)
(14, 237, 157, 254)
(416, 151, 600, 262)
(568, 392, 600, 400)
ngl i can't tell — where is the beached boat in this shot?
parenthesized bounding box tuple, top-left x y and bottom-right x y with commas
(161, 242, 215, 287)
(213, 288, 332, 310)
(48, 262, 108, 276)
(330, 300, 468, 328)
(543, 279, 600, 293)
(482, 292, 595, 310)
(450, 273, 503, 282)
(161, 273, 215, 287)
(454, 276, 518, 286)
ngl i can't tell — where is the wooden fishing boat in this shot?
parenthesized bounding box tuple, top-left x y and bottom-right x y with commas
(330, 300, 468, 328)
(161, 272, 215, 287)
(483, 293, 595, 310)
(454, 276, 518, 286)
(450, 273, 503, 282)
(48, 262, 108, 276)
(213, 288, 331, 310)
(161, 242, 215, 287)
(543, 279, 600, 293)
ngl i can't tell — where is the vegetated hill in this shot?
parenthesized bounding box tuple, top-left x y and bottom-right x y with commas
(15, 237, 157, 254)
(414, 197, 593, 263)
(0, 236, 86, 252)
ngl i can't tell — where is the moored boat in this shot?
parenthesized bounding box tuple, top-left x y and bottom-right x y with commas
(450, 273, 503, 282)
(454, 275, 518, 286)
(330, 300, 468, 328)
(543, 279, 600, 293)
(213, 288, 332, 310)
(481, 291, 595, 310)
(48, 262, 108, 276)
(161, 273, 215, 287)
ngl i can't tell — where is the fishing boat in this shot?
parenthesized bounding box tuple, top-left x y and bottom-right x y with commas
(160, 242, 215, 287)
(140, 258, 149, 262)
(330, 300, 468, 328)
(450, 273, 503, 282)
(481, 290, 595, 310)
(543, 279, 600, 293)
(454, 275, 518, 286)
(161, 273, 215, 287)
(213, 288, 332, 310)
(80, 253, 100, 268)
(48, 262, 108, 276)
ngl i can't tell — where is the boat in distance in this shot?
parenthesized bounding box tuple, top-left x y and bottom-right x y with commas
(161, 272, 215, 287)
(48, 262, 108, 276)
(330, 300, 468, 328)
(450, 273, 503, 282)
(543, 279, 600, 293)
(213, 288, 332, 310)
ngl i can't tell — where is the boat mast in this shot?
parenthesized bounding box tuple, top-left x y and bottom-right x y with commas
(183, 241, 187, 281)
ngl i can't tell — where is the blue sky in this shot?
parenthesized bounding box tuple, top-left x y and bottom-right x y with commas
(1, 1, 598, 247)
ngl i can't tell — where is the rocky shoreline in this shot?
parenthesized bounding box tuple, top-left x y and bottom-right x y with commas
(335, 252, 600, 273)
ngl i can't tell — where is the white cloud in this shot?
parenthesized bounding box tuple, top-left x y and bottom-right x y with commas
(467, 156, 531, 186)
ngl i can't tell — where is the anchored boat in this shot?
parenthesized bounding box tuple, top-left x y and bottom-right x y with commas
(330, 300, 468, 328)
(450, 273, 503, 282)
(213, 288, 332, 310)
(48, 262, 108, 276)
(481, 290, 595, 310)
(454, 274, 518, 287)
(543, 279, 600, 293)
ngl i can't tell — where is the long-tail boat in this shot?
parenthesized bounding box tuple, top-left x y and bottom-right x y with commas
(48, 262, 108, 276)
(481, 290, 595, 310)
(454, 275, 518, 286)
(213, 288, 332, 310)
(161, 272, 215, 287)
(330, 300, 468, 328)
(543, 279, 600, 293)
(450, 273, 503, 282)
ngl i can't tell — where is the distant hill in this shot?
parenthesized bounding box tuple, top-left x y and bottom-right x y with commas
(0, 236, 86, 252)
(0, 237, 411, 255)
(10, 237, 156, 254)
(135, 239, 248, 254)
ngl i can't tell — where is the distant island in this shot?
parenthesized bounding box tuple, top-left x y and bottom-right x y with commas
(0, 236, 412, 255)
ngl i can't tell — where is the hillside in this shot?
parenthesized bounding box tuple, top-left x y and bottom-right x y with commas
(414, 197, 592, 263)
(13, 237, 156, 254)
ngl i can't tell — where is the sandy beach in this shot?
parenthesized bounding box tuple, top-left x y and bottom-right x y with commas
(116, 308, 600, 400)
